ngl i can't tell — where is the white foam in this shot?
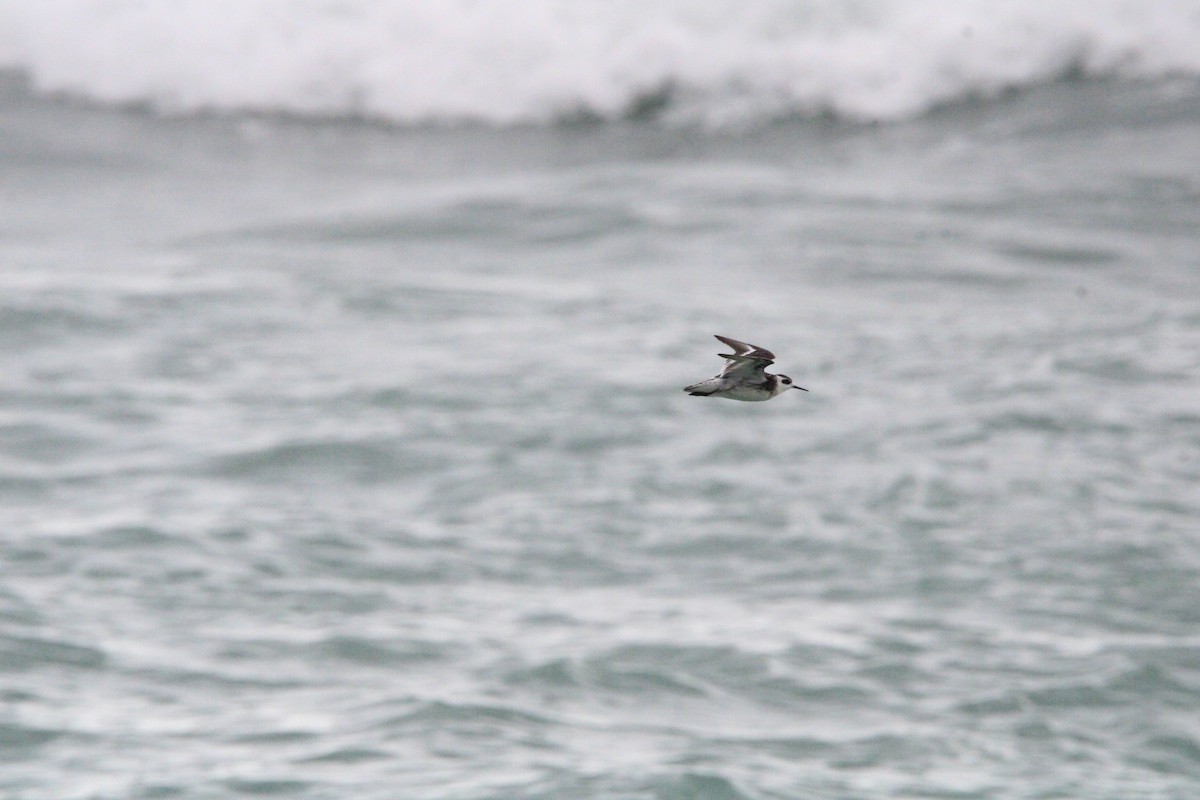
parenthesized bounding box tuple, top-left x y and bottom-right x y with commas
(2, 0, 1199, 125)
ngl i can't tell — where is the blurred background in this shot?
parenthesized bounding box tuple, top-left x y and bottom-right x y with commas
(2, 2, 1200, 798)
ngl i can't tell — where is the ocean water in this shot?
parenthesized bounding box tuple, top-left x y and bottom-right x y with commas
(3, 3, 1200, 799)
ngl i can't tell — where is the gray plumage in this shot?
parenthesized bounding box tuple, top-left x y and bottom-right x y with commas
(683, 335, 807, 401)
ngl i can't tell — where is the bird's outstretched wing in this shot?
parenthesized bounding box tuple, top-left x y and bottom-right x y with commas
(714, 335, 774, 379)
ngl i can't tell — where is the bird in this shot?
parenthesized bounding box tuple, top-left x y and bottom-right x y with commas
(683, 335, 807, 401)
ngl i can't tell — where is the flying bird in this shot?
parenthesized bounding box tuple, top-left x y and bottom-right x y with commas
(683, 335, 807, 401)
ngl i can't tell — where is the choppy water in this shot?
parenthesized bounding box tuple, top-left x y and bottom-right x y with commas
(3, 31, 1200, 800)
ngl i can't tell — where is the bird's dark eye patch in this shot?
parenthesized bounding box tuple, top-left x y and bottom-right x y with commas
(782, 378, 791, 384)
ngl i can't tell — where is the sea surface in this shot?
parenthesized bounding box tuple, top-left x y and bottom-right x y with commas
(3, 3, 1200, 799)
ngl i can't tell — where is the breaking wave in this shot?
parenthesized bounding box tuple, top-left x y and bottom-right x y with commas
(1, 0, 1199, 125)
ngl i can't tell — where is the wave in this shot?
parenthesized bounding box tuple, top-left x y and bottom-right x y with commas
(202, 438, 446, 484)
(1, 0, 1199, 126)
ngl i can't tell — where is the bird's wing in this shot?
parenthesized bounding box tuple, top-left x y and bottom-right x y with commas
(714, 335, 774, 379)
(718, 358, 771, 380)
(715, 335, 775, 362)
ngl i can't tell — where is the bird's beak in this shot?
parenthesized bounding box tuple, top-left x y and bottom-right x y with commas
(794, 385, 808, 392)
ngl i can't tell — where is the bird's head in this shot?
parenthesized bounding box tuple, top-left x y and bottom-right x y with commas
(776, 375, 808, 393)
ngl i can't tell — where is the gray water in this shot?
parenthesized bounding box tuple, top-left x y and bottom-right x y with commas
(3, 76, 1200, 799)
